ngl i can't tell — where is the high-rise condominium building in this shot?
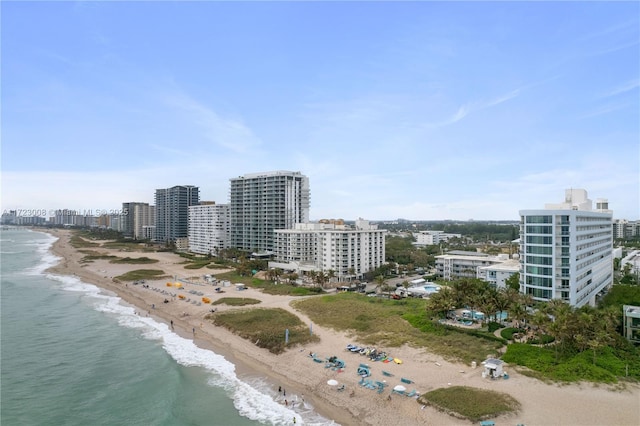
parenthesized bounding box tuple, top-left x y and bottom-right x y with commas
(154, 185, 200, 243)
(188, 202, 230, 255)
(122, 202, 155, 239)
(269, 219, 386, 281)
(519, 189, 613, 307)
(229, 171, 310, 253)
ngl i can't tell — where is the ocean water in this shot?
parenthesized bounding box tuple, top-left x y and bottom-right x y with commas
(0, 229, 334, 426)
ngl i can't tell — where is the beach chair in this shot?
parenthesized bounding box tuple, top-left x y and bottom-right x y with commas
(400, 377, 413, 384)
(479, 421, 495, 426)
(405, 390, 417, 398)
(357, 367, 371, 377)
(382, 370, 393, 377)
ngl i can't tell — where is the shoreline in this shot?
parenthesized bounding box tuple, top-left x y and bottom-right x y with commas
(42, 228, 640, 426)
(43, 229, 359, 425)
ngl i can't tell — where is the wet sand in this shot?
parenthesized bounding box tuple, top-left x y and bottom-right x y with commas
(45, 229, 640, 426)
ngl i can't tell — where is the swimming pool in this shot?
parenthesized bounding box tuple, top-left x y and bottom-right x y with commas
(461, 310, 508, 320)
(422, 285, 441, 294)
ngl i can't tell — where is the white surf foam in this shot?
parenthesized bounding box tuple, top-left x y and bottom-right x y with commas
(43, 277, 336, 424)
(32, 229, 337, 425)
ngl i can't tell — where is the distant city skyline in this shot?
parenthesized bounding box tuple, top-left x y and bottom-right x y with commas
(2, 2, 638, 220)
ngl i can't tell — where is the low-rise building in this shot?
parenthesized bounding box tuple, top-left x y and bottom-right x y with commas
(435, 251, 508, 281)
(477, 258, 520, 289)
(413, 230, 462, 246)
(623, 305, 640, 345)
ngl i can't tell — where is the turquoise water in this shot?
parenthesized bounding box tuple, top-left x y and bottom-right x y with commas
(1, 229, 333, 426)
(422, 285, 441, 294)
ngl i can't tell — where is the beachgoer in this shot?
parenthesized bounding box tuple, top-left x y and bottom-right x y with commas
(170, 320, 174, 329)
(285, 400, 288, 406)
(278, 386, 282, 393)
(293, 417, 296, 424)
(152, 303, 155, 309)
(192, 327, 195, 334)
(283, 389, 286, 396)
(387, 394, 391, 401)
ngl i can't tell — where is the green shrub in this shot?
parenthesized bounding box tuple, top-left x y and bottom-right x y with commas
(528, 334, 555, 345)
(212, 297, 261, 306)
(418, 385, 520, 422)
(114, 269, 168, 281)
(209, 308, 319, 354)
(487, 322, 503, 333)
(501, 327, 524, 340)
(110, 256, 159, 264)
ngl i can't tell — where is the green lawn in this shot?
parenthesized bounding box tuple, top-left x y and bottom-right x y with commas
(292, 293, 504, 363)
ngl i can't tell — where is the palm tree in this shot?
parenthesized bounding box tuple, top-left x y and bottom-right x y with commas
(507, 296, 530, 330)
(266, 268, 283, 284)
(492, 288, 512, 323)
(347, 267, 356, 282)
(326, 269, 336, 286)
(307, 271, 317, 287)
(450, 278, 479, 308)
(286, 272, 299, 285)
(542, 299, 572, 360)
(476, 287, 498, 326)
(374, 274, 386, 296)
(236, 261, 251, 277)
(427, 286, 456, 319)
(315, 271, 329, 289)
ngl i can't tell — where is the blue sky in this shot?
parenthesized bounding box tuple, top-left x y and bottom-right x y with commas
(2, 1, 639, 221)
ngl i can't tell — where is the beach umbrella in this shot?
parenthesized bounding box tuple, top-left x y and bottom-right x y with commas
(327, 379, 339, 386)
(393, 385, 406, 392)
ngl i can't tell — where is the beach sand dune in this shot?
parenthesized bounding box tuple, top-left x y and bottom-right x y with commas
(46, 229, 640, 426)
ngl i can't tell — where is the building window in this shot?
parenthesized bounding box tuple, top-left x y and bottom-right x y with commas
(526, 215, 552, 224)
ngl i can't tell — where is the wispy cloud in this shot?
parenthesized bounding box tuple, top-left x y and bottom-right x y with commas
(578, 102, 633, 119)
(587, 40, 640, 58)
(578, 19, 639, 42)
(600, 79, 640, 98)
(163, 90, 262, 154)
(425, 88, 521, 128)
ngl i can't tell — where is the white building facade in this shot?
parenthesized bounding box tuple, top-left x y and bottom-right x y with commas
(188, 203, 230, 256)
(435, 251, 508, 281)
(229, 171, 310, 254)
(519, 189, 613, 307)
(477, 258, 520, 289)
(414, 230, 462, 246)
(613, 219, 640, 239)
(269, 219, 386, 281)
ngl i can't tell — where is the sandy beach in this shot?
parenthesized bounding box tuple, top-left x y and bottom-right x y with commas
(44, 229, 640, 426)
